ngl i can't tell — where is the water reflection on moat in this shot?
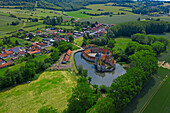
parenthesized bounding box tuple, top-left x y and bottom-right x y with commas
(74, 52, 126, 86)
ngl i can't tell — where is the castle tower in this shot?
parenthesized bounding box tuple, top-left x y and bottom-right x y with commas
(95, 52, 101, 65)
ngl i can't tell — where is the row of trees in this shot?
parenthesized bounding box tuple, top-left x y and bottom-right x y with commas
(110, 21, 170, 37)
(43, 16, 63, 26)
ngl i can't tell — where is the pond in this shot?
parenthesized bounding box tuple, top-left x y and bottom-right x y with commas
(74, 52, 126, 86)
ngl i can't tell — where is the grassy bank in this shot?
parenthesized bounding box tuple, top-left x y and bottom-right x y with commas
(0, 70, 77, 113)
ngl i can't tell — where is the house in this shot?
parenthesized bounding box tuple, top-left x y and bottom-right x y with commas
(0, 50, 13, 58)
(29, 49, 41, 54)
(11, 47, 20, 53)
(62, 49, 72, 64)
(0, 62, 11, 69)
(66, 33, 73, 36)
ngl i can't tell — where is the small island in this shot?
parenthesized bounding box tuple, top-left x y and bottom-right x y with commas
(82, 46, 116, 72)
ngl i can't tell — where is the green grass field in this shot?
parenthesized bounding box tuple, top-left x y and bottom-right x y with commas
(80, 15, 170, 24)
(143, 76, 170, 113)
(74, 37, 83, 46)
(85, 4, 133, 15)
(0, 15, 19, 27)
(0, 8, 62, 19)
(114, 37, 132, 51)
(65, 9, 92, 18)
(122, 67, 170, 113)
(0, 70, 77, 113)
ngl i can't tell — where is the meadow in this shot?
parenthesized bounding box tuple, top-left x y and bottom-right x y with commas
(65, 9, 92, 18)
(80, 15, 170, 24)
(74, 37, 83, 46)
(0, 15, 19, 27)
(114, 37, 132, 51)
(85, 4, 133, 15)
(0, 70, 77, 113)
(0, 8, 62, 19)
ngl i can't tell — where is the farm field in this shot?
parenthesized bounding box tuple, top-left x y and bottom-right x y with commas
(85, 4, 133, 15)
(65, 9, 92, 18)
(0, 8, 62, 19)
(0, 15, 19, 27)
(0, 70, 77, 113)
(143, 76, 170, 113)
(122, 67, 170, 113)
(80, 15, 170, 24)
(74, 37, 83, 46)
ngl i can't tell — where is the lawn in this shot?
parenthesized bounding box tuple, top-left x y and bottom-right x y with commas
(74, 37, 83, 46)
(0, 70, 77, 113)
(143, 76, 170, 113)
(114, 37, 132, 51)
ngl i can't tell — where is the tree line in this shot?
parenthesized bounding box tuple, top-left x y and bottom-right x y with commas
(110, 21, 170, 37)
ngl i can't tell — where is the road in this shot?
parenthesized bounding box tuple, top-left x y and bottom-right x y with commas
(49, 43, 83, 71)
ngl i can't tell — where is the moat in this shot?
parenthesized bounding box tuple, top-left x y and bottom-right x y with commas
(75, 52, 126, 86)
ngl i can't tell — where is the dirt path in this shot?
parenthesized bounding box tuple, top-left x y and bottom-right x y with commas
(20, 22, 26, 29)
(158, 61, 170, 69)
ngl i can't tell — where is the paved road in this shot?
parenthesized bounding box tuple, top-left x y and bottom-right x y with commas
(49, 43, 83, 71)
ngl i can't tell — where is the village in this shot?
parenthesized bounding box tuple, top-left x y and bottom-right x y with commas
(0, 22, 115, 69)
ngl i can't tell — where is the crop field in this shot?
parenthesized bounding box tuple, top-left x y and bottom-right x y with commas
(0, 70, 77, 113)
(122, 67, 170, 113)
(143, 76, 170, 113)
(80, 15, 170, 24)
(0, 8, 62, 19)
(85, 4, 133, 15)
(65, 9, 92, 18)
(114, 37, 132, 51)
(0, 15, 19, 27)
(74, 37, 83, 46)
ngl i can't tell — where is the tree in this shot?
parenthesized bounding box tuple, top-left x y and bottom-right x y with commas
(50, 49, 59, 62)
(15, 40, 19, 45)
(78, 65, 83, 75)
(82, 69, 88, 77)
(108, 39, 115, 49)
(151, 42, 164, 55)
(131, 33, 146, 44)
(106, 30, 115, 39)
(157, 36, 169, 49)
(125, 42, 139, 55)
(147, 35, 158, 45)
(67, 77, 98, 113)
(69, 35, 74, 43)
(88, 76, 92, 83)
(38, 105, 58, 113)
(96, 97, 116, 113)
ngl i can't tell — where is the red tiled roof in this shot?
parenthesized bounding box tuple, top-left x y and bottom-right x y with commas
(0, 62, 11, 68)
(5, 50, 13, 55)
(29, 50, 41, 54)
(66, 49, 72, 56)
(38, 42, 45, 46)
(0, 53, 9, 58)
(63, 54, 70, 62)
